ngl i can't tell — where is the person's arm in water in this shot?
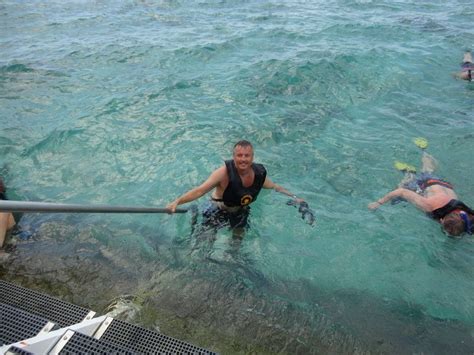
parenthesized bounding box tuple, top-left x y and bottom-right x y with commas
(453, 71, 471, 80)
(263, 177, 304, 203)
(166, 166, 226, 213)
(368, 188, 432, 212)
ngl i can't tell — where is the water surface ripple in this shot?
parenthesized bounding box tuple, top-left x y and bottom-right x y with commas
(1, 1, 474, 353)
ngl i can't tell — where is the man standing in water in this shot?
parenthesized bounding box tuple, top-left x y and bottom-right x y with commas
(368, 139, 473, 237)
(167, 140, 307, 237)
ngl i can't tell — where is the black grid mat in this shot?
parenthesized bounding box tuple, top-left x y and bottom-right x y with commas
(1, 281, 216, 354)
(100, 318, 216, 354)
(58, 332, 134, 355)
(0, 303, 51, 346)
(0, 280, 92, 328)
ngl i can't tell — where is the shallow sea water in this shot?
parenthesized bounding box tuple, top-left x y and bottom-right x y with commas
(1, 1, 474, 353)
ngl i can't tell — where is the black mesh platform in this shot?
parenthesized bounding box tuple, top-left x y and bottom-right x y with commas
(0, 303, 51, 346)
(0, 281, 216, 354)
(5, 346, 35, 355)
(58, 332, 134, 355)
(100, 318, 216, 354)
(0, 280, 92, 328)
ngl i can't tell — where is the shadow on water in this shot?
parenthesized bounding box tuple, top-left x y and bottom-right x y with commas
(1, 217, 473, 354)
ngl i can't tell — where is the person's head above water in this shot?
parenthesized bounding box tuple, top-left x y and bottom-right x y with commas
(233, 140, 253, 153)
(232, 140, 254, 172)
(441, 211, 473, 237)
(458, 51, 473, 81)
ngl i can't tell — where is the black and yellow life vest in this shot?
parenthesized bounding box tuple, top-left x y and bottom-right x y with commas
(218, 160, 267, 207)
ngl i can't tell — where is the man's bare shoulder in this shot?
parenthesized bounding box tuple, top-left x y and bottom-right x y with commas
(206, 165, 228, 192)
(208, 165, 228, 182)
(213, 164, 227, 174)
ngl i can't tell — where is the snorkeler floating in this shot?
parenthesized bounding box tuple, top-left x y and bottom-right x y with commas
(454, 51, 473, 81)
(167, 140, 313, 237)
(368, 138, 474, 237)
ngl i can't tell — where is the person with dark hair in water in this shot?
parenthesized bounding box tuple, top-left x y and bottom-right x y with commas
(167, 140, 314, 238)
(454, 51, 473, 81)
(368, 139, 473, 237)
(0, 178, 16, 252)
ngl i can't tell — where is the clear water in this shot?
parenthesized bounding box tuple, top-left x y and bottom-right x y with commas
(1, 1, 474, 353)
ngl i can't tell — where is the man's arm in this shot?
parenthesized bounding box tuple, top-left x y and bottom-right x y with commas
(166, 166, 226, 213)
(453, 71, 470, 80)
(263, 177, 304, 203)
(368, 188, 432, 212)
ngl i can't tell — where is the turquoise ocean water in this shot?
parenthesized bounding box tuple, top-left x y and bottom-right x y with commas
(1, 1, 474, 353)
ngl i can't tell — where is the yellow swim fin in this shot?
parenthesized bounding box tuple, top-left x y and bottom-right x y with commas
(413, 137, 428, 149)
(394, 161, 416, 173)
